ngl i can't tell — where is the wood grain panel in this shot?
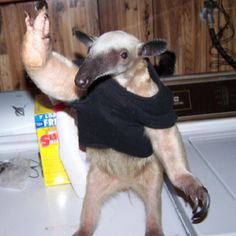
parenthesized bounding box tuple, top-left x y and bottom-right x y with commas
(0, 9, 7, 55)
(0, 0, 99, 91)
(98, 0, 154, 41)
(48, 0, 99, 58)
(0, 54, 13, 90)
(153, 0, 212, 74)
(217, 0, 236, 72)
(0, 0, 32, 3)
(0, 0, 235, 92)
(0, 3, 27, 90)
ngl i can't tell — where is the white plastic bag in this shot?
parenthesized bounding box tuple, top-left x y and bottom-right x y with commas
(0, 157, 31, 190)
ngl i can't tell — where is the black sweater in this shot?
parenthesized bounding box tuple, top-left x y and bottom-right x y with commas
(70, 63, 176, 158)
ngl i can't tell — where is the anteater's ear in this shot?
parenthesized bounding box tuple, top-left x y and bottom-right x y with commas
(138, 39, 168, 57)
(72, 28, 97, 48)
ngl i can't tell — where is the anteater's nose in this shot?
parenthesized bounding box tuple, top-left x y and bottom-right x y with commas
(75, 78, 90, 89)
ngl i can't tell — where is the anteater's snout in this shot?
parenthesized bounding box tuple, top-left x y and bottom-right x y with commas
(75, 77, 91, 89)
(74, 58, 95, 89)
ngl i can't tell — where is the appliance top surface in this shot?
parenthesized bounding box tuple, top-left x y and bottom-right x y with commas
(172, 117, 236, 236)
(0, 118, 236, 236)
(0, 90, 36, 136)
(0, 152, 186, 236)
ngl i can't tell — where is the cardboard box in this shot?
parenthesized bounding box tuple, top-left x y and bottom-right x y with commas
(34, 95, 70, 186)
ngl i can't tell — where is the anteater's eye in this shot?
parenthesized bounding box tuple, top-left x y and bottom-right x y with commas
(120, 50, 128, 59)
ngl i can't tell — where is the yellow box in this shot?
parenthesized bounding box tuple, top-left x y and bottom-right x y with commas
(34, 95, 70, 186)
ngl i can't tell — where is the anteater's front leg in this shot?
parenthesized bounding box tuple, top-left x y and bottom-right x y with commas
(22, 7, 80, 101)
(146, 125, 210, 222)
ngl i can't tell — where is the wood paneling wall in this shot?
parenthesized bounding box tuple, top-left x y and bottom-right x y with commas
(0, 0, 235, 92)
(153, 0, 211, 74)
(98, 0, 154, 41)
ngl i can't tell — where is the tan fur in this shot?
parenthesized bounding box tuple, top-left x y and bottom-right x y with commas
(87, 148, 157, 179)
(22, 11, 165, 236)
(22, 10, 51, 69)
(115, 60, 208, 207)
(22, 10, 81, 101)
(76, 148, 164, 236)
(26, 52, 83, 101)
(115, 58, 201, 197)
(114, 60, 159, 97)
(145, 126, 193, 188)
(22, 9, 208, 236)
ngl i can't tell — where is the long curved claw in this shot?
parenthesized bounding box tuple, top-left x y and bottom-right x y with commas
(191, 187, 210, 223)
(192, 197, 199, 216)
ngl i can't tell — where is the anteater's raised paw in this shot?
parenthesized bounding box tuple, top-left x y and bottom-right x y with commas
(176, 174, 210, 223)
(22, 7, 51, 68)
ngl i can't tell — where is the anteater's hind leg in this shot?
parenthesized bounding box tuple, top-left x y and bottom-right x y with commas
(73, 165, 121, 236)
(132, 158, 164, 236)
